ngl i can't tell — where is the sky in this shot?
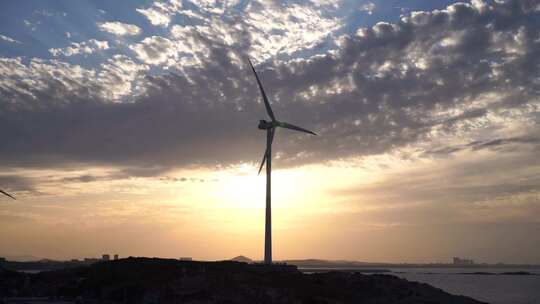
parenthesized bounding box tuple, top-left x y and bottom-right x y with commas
(0, 0, 539, 264)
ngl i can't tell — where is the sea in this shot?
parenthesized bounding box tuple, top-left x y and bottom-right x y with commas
(299, 267, 540, 304)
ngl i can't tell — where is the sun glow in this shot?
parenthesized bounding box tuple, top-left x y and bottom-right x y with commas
(215, 164, 317, 210)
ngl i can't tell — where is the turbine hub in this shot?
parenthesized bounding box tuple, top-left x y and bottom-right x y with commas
(258, 120, 273, 130)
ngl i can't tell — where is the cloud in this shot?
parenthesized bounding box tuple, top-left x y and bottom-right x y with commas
(98, 54, 149, 99)
(49, 39, 109, 57)
(60, 175, 103, 183)
(98, 21, 141, 36)
(130, 36, 177, 65)
(333, 145, 540, 225)
(23, 20, 38, 31)
(159, 176, 215, 183)
(359, 2, 376, 15)
(310, 0, 341, 8)
(0, 175, 35, 193)
(0, 57, 101, 104)
(188, 0, 241, 14)
(0, 0, 538, 178)
(33, 9, 67, 18)
(243, 1, 343, 60)
(136, 0, 182, 27)
(138, 0, 345, 69)
(425, 136, 540, 155)
(0, 34, 21, 44)
(0, 55, 146, 107)
(33, 9, 55, 17)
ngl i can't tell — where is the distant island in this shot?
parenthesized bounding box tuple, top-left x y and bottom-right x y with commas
(281, 258, 540, 269)
(0, 257, 486, 304)
(2, 255, 539, 273)
(230, 255, 253, 263)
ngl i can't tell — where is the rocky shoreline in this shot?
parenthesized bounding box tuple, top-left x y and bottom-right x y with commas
(1, 257, 486, 304)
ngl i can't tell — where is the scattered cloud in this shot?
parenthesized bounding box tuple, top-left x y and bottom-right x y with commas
(1, 0, 539, 180)
(159, 176, 216, 183)
(188, 0, 240, 14)
(33, 9, 66, 18)
(98, 54, 149, 99)
(0, 175, 36, 194)
(0, 34, 21, 44)
(334, 146, 540, 225)
(149, 0, 345, 67)
(23, 19, 38, 31)
(49, 39, 109, 57)
(33, 9, 55, 17)
(136, 0, 182, 27)
(360, 2, 376, 15)
(98, 21, 141, 36)
(310, 0, 342, 9)
(243, 1, 343, 60)
(130, 36, 176, 65)
(33, 9, 67, 17)
(0, 56, 137, 107)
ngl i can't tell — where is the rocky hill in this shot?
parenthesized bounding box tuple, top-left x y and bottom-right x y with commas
(229, 255, 253, 263)
(0, 257, 486, 304)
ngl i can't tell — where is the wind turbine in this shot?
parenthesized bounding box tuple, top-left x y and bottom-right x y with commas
(0, 189, 16, 200)
(248, 58, 316, 265)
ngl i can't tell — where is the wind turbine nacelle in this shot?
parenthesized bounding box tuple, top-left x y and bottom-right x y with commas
(258, 120, 273, 130)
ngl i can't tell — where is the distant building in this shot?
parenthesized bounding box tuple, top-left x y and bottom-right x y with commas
(70, 259, 79, 262)
(179, 257, 192, 261)
(114, 254, 119, 260)
(102, 254, 110, 261)
(453, 257, 474, 265)
(84, 258, 100, 264)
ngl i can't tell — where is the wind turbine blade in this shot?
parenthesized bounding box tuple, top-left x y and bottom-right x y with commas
(0, 189, 16, 200)
(257, 128, 276, 175)
(257, 152, 267, 175)
(278, 122, 317, 135)
(247, 58, 276, 121)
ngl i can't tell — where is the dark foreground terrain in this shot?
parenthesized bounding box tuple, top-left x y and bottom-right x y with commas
(0, 258, 485, 304)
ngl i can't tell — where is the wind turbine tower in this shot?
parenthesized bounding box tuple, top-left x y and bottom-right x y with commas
(248, 59, 316, 265)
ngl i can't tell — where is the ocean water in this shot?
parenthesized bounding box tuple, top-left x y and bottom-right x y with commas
(300, 267, 540, 304)
(390, 267, 540, 304)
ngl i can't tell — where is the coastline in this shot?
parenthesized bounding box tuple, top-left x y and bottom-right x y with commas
(1, 257, 486, 304)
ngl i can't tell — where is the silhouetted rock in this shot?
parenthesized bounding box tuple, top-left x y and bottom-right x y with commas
(0, 258, 486, 303)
